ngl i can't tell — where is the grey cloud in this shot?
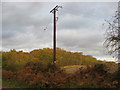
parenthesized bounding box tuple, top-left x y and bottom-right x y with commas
(60, 2, 117, 17)
(57, 2, 117, 30)
(57, 29, 103, 51)
(58, 15, 102, 30)
(2, 2, 53, 46)
(56, 29, 108, 59)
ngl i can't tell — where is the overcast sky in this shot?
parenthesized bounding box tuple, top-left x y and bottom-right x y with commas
(2, 2, 118, 61)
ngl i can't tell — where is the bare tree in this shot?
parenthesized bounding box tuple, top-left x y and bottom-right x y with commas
(104, 2, 120, 88)
(104, 2, 120, 62)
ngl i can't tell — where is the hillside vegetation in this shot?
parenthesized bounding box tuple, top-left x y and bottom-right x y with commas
(2, 48, 109, 71)
(2, 48, 118, 88)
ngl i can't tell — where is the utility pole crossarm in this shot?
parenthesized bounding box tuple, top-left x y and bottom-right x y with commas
(50, 5, 62, 13)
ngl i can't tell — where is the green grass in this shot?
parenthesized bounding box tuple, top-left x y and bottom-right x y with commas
(0, 78, 1, 89)
(79, 83, 99, 88)
(2, 79, 29, 88)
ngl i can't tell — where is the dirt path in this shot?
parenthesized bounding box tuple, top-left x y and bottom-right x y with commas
(61, 65, 87, 75)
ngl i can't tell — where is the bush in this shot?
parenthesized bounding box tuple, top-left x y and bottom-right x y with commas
(2, 70, 15, 80)
(24, 61, 48, 73)
(46, 63, 60, 73)
(93, 64, 108, 75)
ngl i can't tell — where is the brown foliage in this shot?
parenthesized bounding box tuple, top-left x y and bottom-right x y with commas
(2, 63, 118, 88)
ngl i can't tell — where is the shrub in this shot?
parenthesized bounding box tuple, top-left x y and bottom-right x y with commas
(93, 64, 108, 75)
(2, 70, 15, 80)
(24, 61, 48, 73)
(46, 63, 60, 73)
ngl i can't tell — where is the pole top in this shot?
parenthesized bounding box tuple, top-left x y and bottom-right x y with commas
(50, 5, 62, 13)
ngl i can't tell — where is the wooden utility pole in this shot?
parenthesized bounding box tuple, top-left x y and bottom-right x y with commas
(50, 5, 62, 63)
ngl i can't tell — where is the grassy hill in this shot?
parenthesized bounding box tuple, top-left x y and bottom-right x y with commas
(2, 48, 109, 71)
